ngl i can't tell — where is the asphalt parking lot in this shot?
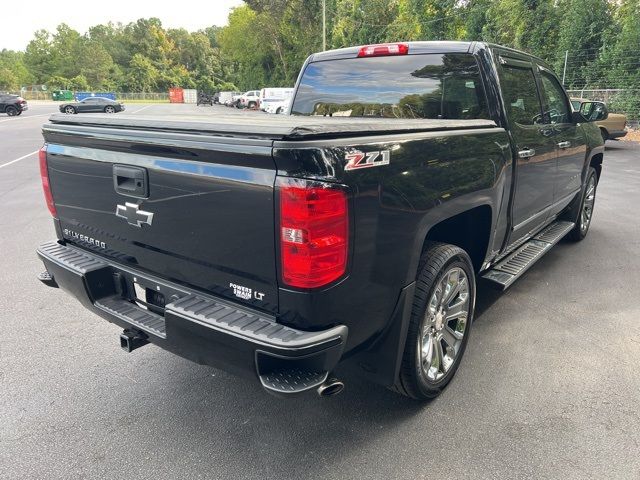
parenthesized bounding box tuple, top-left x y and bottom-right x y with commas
(1, 103, 639, 480)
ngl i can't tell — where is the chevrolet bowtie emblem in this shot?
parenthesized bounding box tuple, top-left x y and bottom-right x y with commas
(116, 202, 154, 228)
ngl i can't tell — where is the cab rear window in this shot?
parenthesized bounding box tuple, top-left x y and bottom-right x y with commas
(291, 53, 489, 120)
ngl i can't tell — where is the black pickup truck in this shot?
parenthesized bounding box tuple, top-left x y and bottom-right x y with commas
(37, 41, 607, 399)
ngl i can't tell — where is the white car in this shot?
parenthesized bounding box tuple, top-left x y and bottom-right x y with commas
(238, 90, 260, 109)
(259, 88, 294, 112)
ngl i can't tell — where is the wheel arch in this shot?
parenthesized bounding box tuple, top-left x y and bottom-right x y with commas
(419, 205, 493, 274)
(590, 152, 604, 181)
(599, 126, 609, 140)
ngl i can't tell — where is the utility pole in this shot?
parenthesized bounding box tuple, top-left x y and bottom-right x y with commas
(562, 50, 568, 85)
(322, 0, 326, 51)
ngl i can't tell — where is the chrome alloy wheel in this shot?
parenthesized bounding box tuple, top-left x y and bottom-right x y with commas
(420, 267, 470, 382)
(64, 106, 75, 114)
(580, 176, 596, 233)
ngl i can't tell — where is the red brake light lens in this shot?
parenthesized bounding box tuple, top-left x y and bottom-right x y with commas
(278, 178, 349, 289)
(39, 146, 57, 217)
(358, 43, 409, 57)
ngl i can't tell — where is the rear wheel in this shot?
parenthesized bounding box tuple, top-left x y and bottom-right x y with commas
(5, 105, 17, 116)
(567, 167, 598, 241)
(104, 105, 116, 113)
(16, 110, 22, 116)
(395, 242, 475, 400)
(248, 101, 256, 109)
(64, 106, 76, 114)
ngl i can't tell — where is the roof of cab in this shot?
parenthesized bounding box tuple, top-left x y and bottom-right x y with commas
(309, 41, 477, 62)
(308, 41, 548, 67)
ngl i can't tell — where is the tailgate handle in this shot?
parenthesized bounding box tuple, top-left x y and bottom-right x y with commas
(113, 165, 149, 198)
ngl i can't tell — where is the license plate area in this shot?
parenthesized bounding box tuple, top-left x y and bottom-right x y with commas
(107, 269, 185, 317)
(133, 281, 148, 309)
(130, 276, 166, 315)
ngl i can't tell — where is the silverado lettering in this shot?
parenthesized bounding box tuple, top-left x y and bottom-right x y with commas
(63, 229, 107, 249)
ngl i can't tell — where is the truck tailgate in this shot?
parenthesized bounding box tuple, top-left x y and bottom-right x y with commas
(42, 122, 279, 312)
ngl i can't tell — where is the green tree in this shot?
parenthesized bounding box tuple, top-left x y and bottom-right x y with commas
(69, 74, 90, 90)
(482, 0, 560, 59)
(604, 0, 640, 88)
(126, 53, 159, 92)
(0, 68, 19, 91)
(46, 75, 72, 90)
(332, 0, 399, 47)
(24, 30, 54, 84)
(77, 40, 114, 89)
(217, 6, 273, 89)
(0, 50, 32, 90)
(554, 0, 612, 87)
(50, 24, 82, 79)
(87, 23, 130, 66)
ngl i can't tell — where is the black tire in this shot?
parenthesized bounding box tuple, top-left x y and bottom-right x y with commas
(600, 128, 608, 143)
(104, 106, 116, 113)
(64, 106, 76, 114)
(395, 242, 476, 400)
(276, 107, 282, 114)
(16, 110, 22, 116)
(5, 105, 18, 116)
(566, 167, 598, 242)
(248, 101, 256, 109)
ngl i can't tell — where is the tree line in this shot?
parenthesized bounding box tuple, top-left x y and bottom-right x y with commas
(0, 0, 638, 114)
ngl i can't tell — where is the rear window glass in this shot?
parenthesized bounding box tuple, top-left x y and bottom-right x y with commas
(291, 53, 489, 119)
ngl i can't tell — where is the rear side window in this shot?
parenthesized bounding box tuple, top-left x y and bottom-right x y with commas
(499, 65, 543, 126)
(291, 53, 489, 119)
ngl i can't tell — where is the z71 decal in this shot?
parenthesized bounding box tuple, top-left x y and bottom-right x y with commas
(344, 149, 391, 171)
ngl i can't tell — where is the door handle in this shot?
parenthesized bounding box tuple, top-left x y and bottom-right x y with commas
(518, 148, 536, 159)
(557, 141, 571, 149)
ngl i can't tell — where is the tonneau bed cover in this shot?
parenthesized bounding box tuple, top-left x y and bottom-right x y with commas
(47, 113, 497, 140)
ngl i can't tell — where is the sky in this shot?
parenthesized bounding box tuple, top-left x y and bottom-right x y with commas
(1, 0, 244, 51)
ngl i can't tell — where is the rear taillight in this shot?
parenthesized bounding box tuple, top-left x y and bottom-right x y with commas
(39, 146, 57, 217)
(278, 178, 349, 289)
(358, 43, 409, 57)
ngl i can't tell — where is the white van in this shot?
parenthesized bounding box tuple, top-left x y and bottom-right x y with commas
(259, 88, 294, 112)
(217, 91, 235, 105)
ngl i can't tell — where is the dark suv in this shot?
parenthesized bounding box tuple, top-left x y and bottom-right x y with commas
(0, 93, 28, 116)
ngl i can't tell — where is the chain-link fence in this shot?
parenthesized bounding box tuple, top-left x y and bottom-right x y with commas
(111, 92, 169, 102)
(13, 91, 50, 100)
(14, 91, 170, 103)
(567, 89, 640, 125)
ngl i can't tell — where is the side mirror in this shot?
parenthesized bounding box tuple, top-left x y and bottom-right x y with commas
(575, 101, 608, 122)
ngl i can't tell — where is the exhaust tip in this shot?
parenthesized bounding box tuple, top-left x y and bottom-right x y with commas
(317, 377, 344, 397)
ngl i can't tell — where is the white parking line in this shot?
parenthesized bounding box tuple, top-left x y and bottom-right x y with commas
(0, 150, 38, 169)
(131, 105, 154, 114)
(0, 113, 51, 124)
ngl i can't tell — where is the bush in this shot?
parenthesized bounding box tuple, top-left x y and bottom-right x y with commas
(608, 91, 640, 121)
